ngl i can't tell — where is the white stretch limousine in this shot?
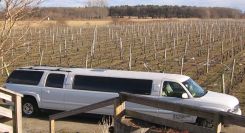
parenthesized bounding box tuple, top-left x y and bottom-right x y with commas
(4, 66, 241, 124)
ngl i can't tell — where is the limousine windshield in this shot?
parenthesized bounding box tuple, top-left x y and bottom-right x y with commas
(182, 78, 207, 98)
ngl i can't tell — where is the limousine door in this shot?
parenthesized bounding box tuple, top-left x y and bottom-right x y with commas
(64, 90, 118, 114)
(41, 73, 66, 110)
(159, 81, 196, 123)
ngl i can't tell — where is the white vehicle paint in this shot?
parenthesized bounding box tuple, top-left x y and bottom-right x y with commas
(4, 66, 241, 123)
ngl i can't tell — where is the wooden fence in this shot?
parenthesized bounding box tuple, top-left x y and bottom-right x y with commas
(49, 92, 245, 133)
(0, 87, 23, 133)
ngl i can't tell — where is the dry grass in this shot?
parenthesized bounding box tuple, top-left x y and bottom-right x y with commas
(0, 18, 212, 28)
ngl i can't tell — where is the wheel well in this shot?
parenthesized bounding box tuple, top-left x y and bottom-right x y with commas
(23, 95, 38, 105)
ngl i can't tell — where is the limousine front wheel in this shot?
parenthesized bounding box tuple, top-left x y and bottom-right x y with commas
(22, 97, 38, 117)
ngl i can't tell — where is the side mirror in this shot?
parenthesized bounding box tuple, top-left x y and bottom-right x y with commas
(182, 93, 188, 99)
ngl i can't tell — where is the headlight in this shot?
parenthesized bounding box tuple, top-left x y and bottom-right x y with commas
(228, 104, 240, 113)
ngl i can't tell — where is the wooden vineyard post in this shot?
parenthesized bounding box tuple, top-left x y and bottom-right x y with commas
(85, 52, 88, 69)
(206, 47, 210, 73)
(59, 43, 62, 65)
(129, 44, 132, 70)
(64, 39, 67, 57)
(154, 42, 157, 60)
(221, 73, 225, 94)
(39, 50, 44, 66)
(230, 59, 236, 91)
(173, 38, 176, 57)
(52, 33, 55, 54)
(240, 36, 243, 50)
(164, 49, 167, 64)
(144, 37, 146, 54)
(1, 56, 3, 75)
(184, 42, 188, 56)
(11, 39, 14, 57)
(180, 57, 184, 75)
(231, 39, 234, 58)
(119, 37, 123, 60)
(3, 62, 9, 76)
(221, 41, 224, 64)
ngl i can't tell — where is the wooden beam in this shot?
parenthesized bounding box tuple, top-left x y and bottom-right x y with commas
(0, 87, 23, 97)
(121, 93, 245, 129)
(0, 92, 12, 101)
(0, 106, 12, 119)
(120, 92, 217, 120)
(12, 95, 22, 133)
(49, 120, 55, 133)
(126, 110, 214, 133)
(114, 97, 125, 120)
(49, 97, 117, 120)
(220, 112, 245, 127)
(212, 114, 222, 133)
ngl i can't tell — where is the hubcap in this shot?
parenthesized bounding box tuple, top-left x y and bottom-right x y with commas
(23, 103, 34, 115)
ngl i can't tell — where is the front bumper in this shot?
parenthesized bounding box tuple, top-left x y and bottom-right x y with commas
(232, 108, 242, 115)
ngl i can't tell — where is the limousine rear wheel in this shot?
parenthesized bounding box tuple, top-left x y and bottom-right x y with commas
(22, 97, 38, 117)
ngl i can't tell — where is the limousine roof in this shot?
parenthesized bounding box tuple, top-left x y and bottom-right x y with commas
(18, 66, 190, 83)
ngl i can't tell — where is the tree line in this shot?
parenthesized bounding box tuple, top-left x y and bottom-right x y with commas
(32, 7, 109, 19)
(1, 5, 244, 20)
(110, 5, 244, 19)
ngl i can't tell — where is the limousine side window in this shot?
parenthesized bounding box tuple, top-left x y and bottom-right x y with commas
(6, 70, 43, 85)
(162, 81, 186, 98)
(45, 73, 65, 88)
(73, 75, 152, 95)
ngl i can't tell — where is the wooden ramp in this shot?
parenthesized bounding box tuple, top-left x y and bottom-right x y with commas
(0, 87, 23, 133)
(0, 123, 13, 133)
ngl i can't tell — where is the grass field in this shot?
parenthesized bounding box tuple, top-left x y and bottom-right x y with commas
(0, 18, 245, 114)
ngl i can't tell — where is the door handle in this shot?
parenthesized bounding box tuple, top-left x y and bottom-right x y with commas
(45, 90, 50, 93)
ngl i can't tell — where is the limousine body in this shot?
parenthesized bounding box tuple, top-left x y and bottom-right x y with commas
(4, 66, 241, 124)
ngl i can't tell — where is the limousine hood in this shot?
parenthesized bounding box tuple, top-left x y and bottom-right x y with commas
(195, 91, 239, 111)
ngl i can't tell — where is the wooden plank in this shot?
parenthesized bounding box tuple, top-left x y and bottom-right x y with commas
(49, 120, 55, 133)
(120, 93, 245, 128)
(221, 112, 245, 127)
(49, 97, 117, 120)
(0, 106, 12, 119)
(0, 87, 23, 97)
(120, 92, 217, 120)
(126, 110, 214, 133)
(0, 123, 13, 133)
(13, 95, 22, 133)
(0, 92, 12, 101)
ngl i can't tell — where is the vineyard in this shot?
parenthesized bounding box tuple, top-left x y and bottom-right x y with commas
(0, 19, 245, 114)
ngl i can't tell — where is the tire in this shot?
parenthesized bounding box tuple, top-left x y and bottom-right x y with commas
(196, 118, 213, 128)
(197, 118, 222, 132)
(22, 97, 39, 117)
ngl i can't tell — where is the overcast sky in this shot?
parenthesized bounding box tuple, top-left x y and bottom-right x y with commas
(41, 0, 245, 11)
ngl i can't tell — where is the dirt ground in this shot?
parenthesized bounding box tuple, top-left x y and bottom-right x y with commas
(22, 112, 107, 133)
(20, 111, 245, 133)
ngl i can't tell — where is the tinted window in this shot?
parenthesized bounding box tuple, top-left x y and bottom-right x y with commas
(46, 74, 65, 88)
(162, 81, 186, 98)
(7, 70, 43, 85)
(73, 75, 152, 95)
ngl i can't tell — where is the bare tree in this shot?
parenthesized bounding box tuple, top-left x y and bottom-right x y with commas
(85, 0, 108, 19)
(0, 0, 42, 71)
